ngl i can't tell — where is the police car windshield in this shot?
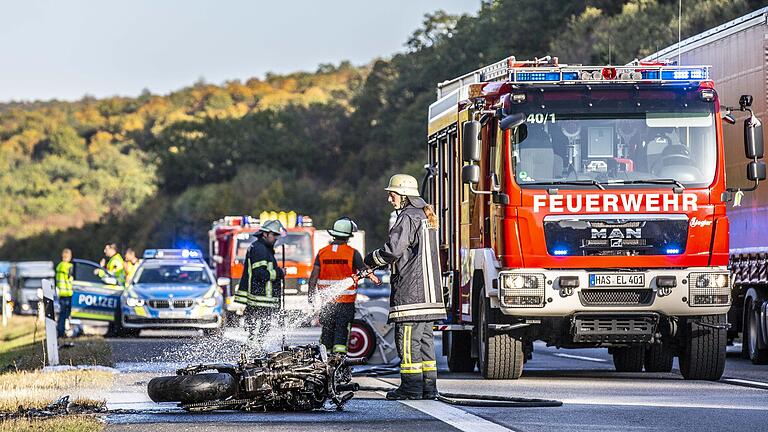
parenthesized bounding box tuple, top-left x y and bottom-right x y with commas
(236, 232, 313, 264)
(134, 263, 210, 285)
(507, 86, 717, 189)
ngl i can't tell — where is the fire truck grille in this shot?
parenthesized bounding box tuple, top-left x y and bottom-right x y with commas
(579, 289, 654, 306)
(572, 313, 659, 343)
(148, 299, 195, 309)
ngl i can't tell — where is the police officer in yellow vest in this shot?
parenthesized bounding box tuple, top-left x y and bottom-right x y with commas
(98, 243, 126, 286)
(124, 248, 140, 285)
(308, 217, 369, 354)
(234, 220, 285, 348)
(55, 248, 74, 338)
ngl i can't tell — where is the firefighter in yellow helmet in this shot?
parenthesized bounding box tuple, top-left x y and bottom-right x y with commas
(308, 217, 372, 354)
(234, 220, 286, 348)
(55, 248, 74, 338)
(364, 174, 445, 400)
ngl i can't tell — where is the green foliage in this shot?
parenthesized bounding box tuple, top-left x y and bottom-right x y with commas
(0, 1, 761, 258)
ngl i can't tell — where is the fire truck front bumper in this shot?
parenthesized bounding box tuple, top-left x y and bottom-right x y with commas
(496, 266, 731, 317)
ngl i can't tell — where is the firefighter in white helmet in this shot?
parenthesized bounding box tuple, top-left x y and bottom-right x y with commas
(234, 219, 286, 348)
(308, 217, 372, 354)
(365, 174, 446, 400)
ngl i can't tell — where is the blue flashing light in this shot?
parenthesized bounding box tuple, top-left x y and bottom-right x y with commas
(660, 68, 707, 81)
(562, 71, 579, 81)
(143, 249, 157, 259)
(665, 247, 681, 255)
(641, 71, 660, 80)
(553, 249, 569, 256)
(516, 71, 561, 82)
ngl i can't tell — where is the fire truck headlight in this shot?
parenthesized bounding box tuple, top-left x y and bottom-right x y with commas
(689, 273, 730, 307)
(499, 273, 545, 308)
(126, 297, 144, 307)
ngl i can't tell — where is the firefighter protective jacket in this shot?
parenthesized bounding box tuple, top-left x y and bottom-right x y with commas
(365, 198, 446, 323)
(308, 241, 366, 303)
(235, 235, 284, 309)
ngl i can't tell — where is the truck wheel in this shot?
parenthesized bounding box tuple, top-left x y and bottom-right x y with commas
(745, 299, 768, 364)
(679, 314, 726, 380)
(477, 297, 523, 379)
(446, 330, 475, 373)
(147, 373, 237, 404)
(612, 346, 644, 372)
(348, 319, 376, 360)
(644, 344, 673, 372)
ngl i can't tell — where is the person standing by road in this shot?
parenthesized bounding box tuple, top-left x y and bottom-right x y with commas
(98, 243, 126, 286)
(308, 217, 372, 354)
(234, 220, 285, 349)
(124, 248, 140, 285)
(364, 174, 445, 400)
(55, 248, 74, 338)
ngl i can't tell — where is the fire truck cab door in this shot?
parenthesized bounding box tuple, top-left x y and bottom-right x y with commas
(70, 258, 123, 322)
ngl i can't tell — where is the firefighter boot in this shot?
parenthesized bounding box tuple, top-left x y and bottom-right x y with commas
(422, 362, 438, 399)
(386, 373, 423, 400)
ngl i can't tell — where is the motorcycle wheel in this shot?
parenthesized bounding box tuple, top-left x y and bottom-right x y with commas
(147, 373, 237, 404)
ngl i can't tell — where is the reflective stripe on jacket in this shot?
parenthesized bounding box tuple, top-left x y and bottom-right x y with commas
(55, 261, 74, 297)
(317, 244, 356, 303)
(234, 236, 283, 309)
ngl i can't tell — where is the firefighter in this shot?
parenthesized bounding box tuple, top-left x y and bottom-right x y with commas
(55, 248, 74, 338)
(124, 248, 140, 285)
(97, 243, 126, 286)
(364, 174, 445, 400)
(308, 217, 369, 354)
(234, 219, 285, 348)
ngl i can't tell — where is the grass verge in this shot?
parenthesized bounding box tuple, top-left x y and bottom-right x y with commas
(0, 416, 103, 432)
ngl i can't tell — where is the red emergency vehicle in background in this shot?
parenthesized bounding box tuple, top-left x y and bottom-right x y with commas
(209, 212, 317, 318)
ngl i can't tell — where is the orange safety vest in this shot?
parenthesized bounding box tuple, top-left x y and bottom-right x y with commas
(316, 244, 357, 303)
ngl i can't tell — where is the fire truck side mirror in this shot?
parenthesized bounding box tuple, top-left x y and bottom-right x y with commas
(744, 113, 764, 160)
(462, 121, 481, 162)
(500, 113, 526, 131)
(747, 161, 766, 181)
(462, 165, 480, 185)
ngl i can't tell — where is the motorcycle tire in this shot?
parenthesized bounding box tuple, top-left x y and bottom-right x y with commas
(147, 373, 237, 404)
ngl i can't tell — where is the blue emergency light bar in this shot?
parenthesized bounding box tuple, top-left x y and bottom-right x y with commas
(510, 66, 709, 84)
(143, 249, 203, 259)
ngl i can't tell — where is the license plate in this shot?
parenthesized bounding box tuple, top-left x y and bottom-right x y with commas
(589, 273, 645, 287)
(158, 310, 187, 319)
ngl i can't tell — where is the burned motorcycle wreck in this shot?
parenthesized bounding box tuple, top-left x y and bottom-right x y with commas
(147, 344, 361, 412)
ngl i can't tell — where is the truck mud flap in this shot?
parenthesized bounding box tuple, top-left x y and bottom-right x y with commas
(571, 312, 659, 344)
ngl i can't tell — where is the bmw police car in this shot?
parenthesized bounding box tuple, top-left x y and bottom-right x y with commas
(120, 249, 226, 334)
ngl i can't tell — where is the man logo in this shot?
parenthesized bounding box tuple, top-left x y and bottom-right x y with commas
(610, 238, 623, 248)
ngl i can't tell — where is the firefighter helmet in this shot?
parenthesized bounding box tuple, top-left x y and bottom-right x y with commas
(385, 174, 420, 197)
(328, 217, 357, 239)
(259, 219, 286, 235)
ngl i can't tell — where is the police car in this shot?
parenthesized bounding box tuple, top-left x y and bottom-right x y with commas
(119, 249, 226, 335)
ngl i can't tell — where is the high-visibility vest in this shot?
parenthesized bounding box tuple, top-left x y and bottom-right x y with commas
(125, 260, 139, 285)
(99, 254, 126, 286)
(55, 261, 73, 297)
(317, 244, 357, 303)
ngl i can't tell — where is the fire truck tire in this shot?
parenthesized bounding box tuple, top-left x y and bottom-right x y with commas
(679, 314, 726, 380)
(644, 344, 673, 372)
(477, 297, 523, 379)
(446, 331, 475, 373)
(745, 298, 768, 364)
(148, 373, 237, 404)
(347, 320, 376, 360)
(612, 346, 644, 372)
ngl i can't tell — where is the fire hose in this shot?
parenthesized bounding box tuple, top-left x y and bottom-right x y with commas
(354, 384, 562, 408)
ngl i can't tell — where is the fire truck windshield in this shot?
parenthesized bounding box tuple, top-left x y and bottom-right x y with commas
(236, 232, 313, 264)
(507, 86, 717, 188)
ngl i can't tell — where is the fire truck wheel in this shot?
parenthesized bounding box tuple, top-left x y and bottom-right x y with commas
(679, 314, 727, 380)
(477, 297, 523, 379)
(644, 344, 673, 372)
(347, 320, 376, 360)
(745, 299, 768, 364)
(446, 330, 475, 373)
(612, 346, 644, 372)
(148, 373, 237, 404)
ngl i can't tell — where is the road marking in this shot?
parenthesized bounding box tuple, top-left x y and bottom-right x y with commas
(553, 353, 607, 363)
(722, 378, 768, 391)
(400, 399, 518, 432)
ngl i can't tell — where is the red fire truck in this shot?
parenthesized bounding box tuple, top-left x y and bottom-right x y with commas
(208, 212, 317, 318)
(427, 56, 765, 380)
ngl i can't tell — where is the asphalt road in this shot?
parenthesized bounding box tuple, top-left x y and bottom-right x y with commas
(103, 327, 768, 432)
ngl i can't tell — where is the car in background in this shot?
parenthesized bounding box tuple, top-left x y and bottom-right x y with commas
(10, 261, 54, 315)
(356, 269, 391, 302)
(119, 249, 226, 336)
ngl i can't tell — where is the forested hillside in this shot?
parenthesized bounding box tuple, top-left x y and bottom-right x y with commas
(0, 0, 763, 260)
